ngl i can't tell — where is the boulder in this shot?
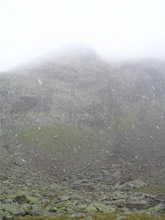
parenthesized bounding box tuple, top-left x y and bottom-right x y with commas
(117, 180, 146, 190)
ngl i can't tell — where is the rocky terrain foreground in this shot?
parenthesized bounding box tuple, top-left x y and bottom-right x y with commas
(1, 170, 165, 219)
(0, 46, 165, 219)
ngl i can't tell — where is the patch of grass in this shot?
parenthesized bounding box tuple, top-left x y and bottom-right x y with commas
(134, 184, 165, 194)
(14, 123, 100, 157)
(14, 212, 165, 220)
(109, 108, 137, 134)
(154, 100, 165, 112)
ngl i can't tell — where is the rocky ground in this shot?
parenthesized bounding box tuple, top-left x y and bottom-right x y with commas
(12, 213, 165, 220)
(0, 46, 165, 219)
(1, 166, 165, 219)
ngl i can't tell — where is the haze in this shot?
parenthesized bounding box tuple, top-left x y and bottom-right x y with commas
(0, 0, 165, 71)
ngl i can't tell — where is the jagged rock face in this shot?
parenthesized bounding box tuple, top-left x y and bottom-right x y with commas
(0, 47, 165, 183)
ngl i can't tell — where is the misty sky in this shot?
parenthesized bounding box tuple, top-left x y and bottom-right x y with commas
(0, 0, 165, 71)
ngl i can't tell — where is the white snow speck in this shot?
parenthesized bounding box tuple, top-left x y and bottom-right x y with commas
(78, 145, 81, 149)
(37, 79, 43, 85)
(142, 95, 149, 100)
(156, 125, 160, 129)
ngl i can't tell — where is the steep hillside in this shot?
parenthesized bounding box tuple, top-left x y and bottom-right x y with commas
(0, 47, 165, 185)
(1, 47, 165, 219)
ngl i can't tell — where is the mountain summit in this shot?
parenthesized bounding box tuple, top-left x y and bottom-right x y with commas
(13, 44, 101, 71)
(46, 44, 100, 65)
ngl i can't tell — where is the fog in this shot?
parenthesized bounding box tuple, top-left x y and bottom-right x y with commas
(0, 0, 165, 71)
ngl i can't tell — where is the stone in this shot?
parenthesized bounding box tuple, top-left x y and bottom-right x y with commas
(0, 210, 6, 220)
(83, 216, 95, 220)
(112, 170, 121, 180)
(74, 203, 87, 212)
(13, 195, 30, 204)
(85, 203, 98, 213)
(149, 203, 165, 213)
(30, 205, 45, 216)
(94, 203, 116, 212)
(1, 203, 26, 218)
(85, 203, 116, 213)
(117, 216, 128, 219)
(122, 207, 131, 213)
(117, 180, 146, 190)
(70, 213, 85, 218)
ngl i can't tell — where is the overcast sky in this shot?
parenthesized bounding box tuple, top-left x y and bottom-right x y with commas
(0, 0, 165, 71)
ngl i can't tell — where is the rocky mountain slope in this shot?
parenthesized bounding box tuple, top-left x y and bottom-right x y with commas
(0, 46, 165, 218)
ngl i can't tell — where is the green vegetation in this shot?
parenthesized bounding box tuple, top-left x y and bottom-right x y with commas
(15, 123, 99, 157)
(14, 212, 165, 220)
(154, 100, 165, 112)
(134, 184, 165, 194)
(109, 108, 137, 134)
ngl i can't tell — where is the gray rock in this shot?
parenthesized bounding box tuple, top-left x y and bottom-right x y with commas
(70, 213, 85, 218)
(149, 203, 165, 213)
(1, 203, 26, 216)
(31, 205, 45, 216)
(85, 203, 98, 213)
(117, 180, 146, 190)
(83, 216, 95, 220)
(112, 170, 121, 180)
(0, 210, 6, 220)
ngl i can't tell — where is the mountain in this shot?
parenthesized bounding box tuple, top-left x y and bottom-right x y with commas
(0, 45, 165, 184)
(1, 46, 165, 219)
